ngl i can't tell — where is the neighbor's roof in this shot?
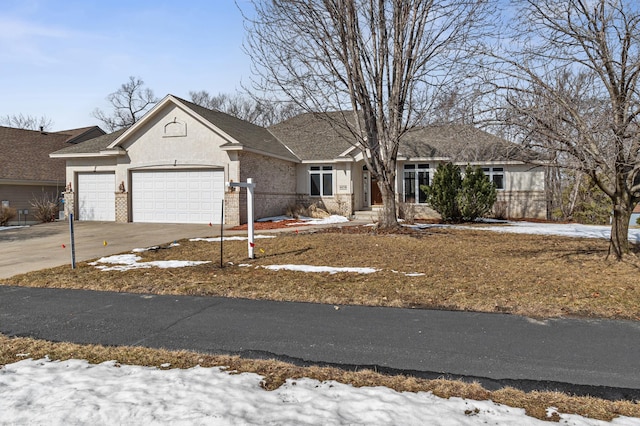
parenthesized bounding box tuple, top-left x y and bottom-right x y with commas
(51, 128, 127, 155)
(268, 111, 357, 161)
(57, 126, 106, 144)
(0, 125, 104, 182)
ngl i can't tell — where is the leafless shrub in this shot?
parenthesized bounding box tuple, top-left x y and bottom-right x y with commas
(29, 193, 59, 223)
(398, 202, 416, 225)
(0, 206, 17, 226)
(493, 201, 508, 220)
(286, 203, 330, 219)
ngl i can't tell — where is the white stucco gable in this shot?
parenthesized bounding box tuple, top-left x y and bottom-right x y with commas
(106, 95, 244, 154)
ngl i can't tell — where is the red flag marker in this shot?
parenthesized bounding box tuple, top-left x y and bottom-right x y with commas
(250, 242, 255, 248)
(61, 244, 66, 248)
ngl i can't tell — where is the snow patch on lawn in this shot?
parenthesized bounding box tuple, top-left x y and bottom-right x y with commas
(257, 214, 350, 225)
(190, 235, 276, 242)
(132, 242, 180, 253)
(409, 221, 640, 243)
(263, 264, 378, 274)
(89, 254, 210, 272)
(0, 225, 28, 231)
(291, 215, 350, 225)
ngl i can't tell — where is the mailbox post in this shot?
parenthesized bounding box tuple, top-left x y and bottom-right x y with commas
(226, 178, 256, 259)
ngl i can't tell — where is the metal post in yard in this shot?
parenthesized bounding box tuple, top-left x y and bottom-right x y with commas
(226, 178, 257, 260)
(69, 213, 76, 269)
(247, 178, 255, 259)
(220, 199, 224, 268)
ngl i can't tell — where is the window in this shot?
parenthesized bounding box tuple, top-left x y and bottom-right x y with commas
(404, 163, 429, 203)
(310, 166, 333, 196)
(482, 167, 505, 190)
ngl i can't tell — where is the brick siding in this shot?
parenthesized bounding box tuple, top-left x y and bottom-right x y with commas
(238, 152, 297, 222)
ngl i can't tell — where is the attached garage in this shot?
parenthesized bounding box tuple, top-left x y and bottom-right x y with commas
(131, 169, 224, 224)
(77, 172, 116, 221)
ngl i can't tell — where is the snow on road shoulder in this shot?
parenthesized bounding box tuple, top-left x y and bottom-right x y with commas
(2, 358, 633, 425)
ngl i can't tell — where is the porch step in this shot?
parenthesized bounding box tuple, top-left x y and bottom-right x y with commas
(352, 208, 382, 222)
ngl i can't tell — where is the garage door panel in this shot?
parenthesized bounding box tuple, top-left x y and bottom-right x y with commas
(132, 169, 223, 224)
(77, 173, 115, 221)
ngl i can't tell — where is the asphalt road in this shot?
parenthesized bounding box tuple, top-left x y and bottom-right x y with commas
(1, 285, 638, 400)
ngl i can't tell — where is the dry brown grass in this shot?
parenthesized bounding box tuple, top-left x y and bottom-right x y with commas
(1, 334, 638, 422)
(3, 226, 640, 320)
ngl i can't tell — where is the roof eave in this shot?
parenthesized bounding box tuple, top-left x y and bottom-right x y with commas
(99, 148, 127, 156)
(49, 152, 110, 159)
(220, 144, 300, 163)
(0, 178, 66, 186)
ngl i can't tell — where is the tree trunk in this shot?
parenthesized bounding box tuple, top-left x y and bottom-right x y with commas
(609, 200, 632, 260)
(377, 181, 399, 229)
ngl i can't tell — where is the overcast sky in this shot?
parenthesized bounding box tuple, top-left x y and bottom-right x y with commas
(0, 0, 254, 131)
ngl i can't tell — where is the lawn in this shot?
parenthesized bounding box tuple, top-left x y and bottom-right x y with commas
(3, 224, 639, 321)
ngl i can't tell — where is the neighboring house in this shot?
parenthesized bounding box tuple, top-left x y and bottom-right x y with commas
(51, 95, 546, 225)
(1, 125, 105, 224)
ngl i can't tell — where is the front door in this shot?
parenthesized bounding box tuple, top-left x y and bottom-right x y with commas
(371, 175, 383, 205)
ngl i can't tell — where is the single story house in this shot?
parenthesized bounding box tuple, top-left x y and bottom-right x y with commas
(50, 95, 546, 225)
(1, 125, 105, 224)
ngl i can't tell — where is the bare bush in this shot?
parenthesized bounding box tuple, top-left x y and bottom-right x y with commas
(398, 202, 416, 225)
(30, 194, 59, 223)
(286, 203, 330, 219)
(0, 206, 17, 226)
(493, 201, 508, 220)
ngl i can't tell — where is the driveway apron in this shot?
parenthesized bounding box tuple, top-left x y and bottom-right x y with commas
(0, 221, 223, 279)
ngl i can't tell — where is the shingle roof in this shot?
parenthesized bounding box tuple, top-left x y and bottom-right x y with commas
(48, 97, 538, 166)
(55, 126, 106, 144)
(51, 129, 126, 155)
(0, 126, 102, 182)
(51, 96, 300, 162)
(399, 125, 542, 163)
(269, 115, 539, 163)
(173, 97, 299, 162)
(268, 112, 356, 161)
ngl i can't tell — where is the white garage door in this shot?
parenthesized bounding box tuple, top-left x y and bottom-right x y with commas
(131, 169, 224, 224)
(77, 173, 116, 221)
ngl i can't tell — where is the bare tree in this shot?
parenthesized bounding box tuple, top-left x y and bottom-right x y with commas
(429, 89, 484, 125)
(189, 90, 300, 126)
(489, 0, 640, 259)
(243, 0, 493, 228)
(93, 76, 158, 132)
(0, 114, 53, 131)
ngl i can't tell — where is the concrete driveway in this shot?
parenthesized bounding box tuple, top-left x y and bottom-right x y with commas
(0, 221, 226, 279)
